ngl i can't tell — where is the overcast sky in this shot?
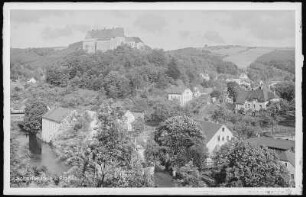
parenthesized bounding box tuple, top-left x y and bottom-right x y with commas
(10, 10, 295, 50)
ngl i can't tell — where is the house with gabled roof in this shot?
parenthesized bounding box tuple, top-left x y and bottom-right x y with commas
(167, 86, 193, 106)
(235, 83, 276, 111)
(197, 121, 234, 155)
(42, 107, 77, 143)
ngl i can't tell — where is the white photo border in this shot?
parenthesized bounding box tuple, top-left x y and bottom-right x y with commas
(3, 2, 303, 195)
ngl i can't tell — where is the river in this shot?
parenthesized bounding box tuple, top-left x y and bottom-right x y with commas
(14, 128, 70, 176)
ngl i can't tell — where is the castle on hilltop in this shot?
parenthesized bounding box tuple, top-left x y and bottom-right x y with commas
(82, 27, 145, 53)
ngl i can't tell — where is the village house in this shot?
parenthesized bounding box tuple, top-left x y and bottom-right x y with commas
(235, 83, 277, 111)
(246, 137, 295, 184)
(41, 107, 77, 143)
(167, 86, 193, 106)
(198, 121, 234, 155)
(123, 109, 145, 132)
(82, 27, 145, 53)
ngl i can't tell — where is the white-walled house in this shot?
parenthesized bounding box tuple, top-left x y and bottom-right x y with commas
(198, 121, 234, 155)
(42, 107, 77, 143)
(167, 86, 193, 106)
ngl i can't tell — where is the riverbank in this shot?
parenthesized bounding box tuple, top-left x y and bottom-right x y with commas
(10, 122, 70, 187)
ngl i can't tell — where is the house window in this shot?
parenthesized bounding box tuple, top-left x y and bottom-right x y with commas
(254, 104, 255, 109)
(222, 127, 225, 132)
(291, 174, 294, 180)
(284, 162, 287, 167)
(218, 136, 220, 141)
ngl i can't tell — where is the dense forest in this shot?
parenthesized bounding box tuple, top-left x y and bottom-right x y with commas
(11, 45, 239, 98)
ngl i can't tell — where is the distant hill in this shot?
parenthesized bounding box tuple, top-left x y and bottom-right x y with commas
(254, 49, 295, 74)
(167, 47, 239, 76)
(247, 49, 295, 82)
(10, 44, 82, 80)
(203, 45, 294, 69)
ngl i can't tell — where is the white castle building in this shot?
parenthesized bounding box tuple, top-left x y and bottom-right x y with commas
(82, 27, 145, 53)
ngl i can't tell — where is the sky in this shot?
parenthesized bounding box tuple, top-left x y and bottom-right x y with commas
(10, 10, 295, 50)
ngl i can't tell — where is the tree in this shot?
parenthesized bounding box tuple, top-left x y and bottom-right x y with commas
(146, 99, 189, 125)
(46, 66, 69, 87)
(273, 82, 295, 102)
(210, 105, 232, 124)
(103, 71, 131, 99)
(212, 140, 290, 187)
(166, 58, 181, 80)
(266, 101, 282, 135)
(23, 100, 48, 134)
(175, 161, 206, 187)
(65, 99, 153, 187)
(227, 81, 240, 102)
(153, 116, 207, 171)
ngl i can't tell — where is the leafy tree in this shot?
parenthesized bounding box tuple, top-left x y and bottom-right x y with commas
(23, 100, 48, 134)
(266, 101, 283, 135)
(175, 161, 206, 187)
(46, 66, 69, 87)
(146, 99, 189, 125)
(65, 100, 153, 187)
(103, 71, 131, 99)
(166, 58, 181, 80)
(273, 82, 295, 102)
(147, 49, 167, 67)
(210, 105, 232, 124)
(212, 140, 290, 187)
(227, 81, 240, 102)
(154, 116, 207, 171)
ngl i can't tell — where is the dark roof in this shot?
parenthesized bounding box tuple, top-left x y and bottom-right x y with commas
(278, 150, 295, 166)
(42, 107, 72, 123)
(125, 37, 143, 43)
(246, 137, 295, 151)
(167, 85, 189, 94)
(85, 28, 125, 40)
(197, 121, 223, 142)
(235, 86, 275, 104)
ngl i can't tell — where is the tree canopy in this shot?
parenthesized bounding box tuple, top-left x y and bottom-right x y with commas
(23, 100, 48, 134)
(212, 140, 290, 187)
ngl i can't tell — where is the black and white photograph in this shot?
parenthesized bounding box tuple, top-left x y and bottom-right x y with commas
(3, 2, 302, 195)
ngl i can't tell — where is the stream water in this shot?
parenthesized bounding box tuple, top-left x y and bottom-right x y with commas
(14, 129, 70, 176)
